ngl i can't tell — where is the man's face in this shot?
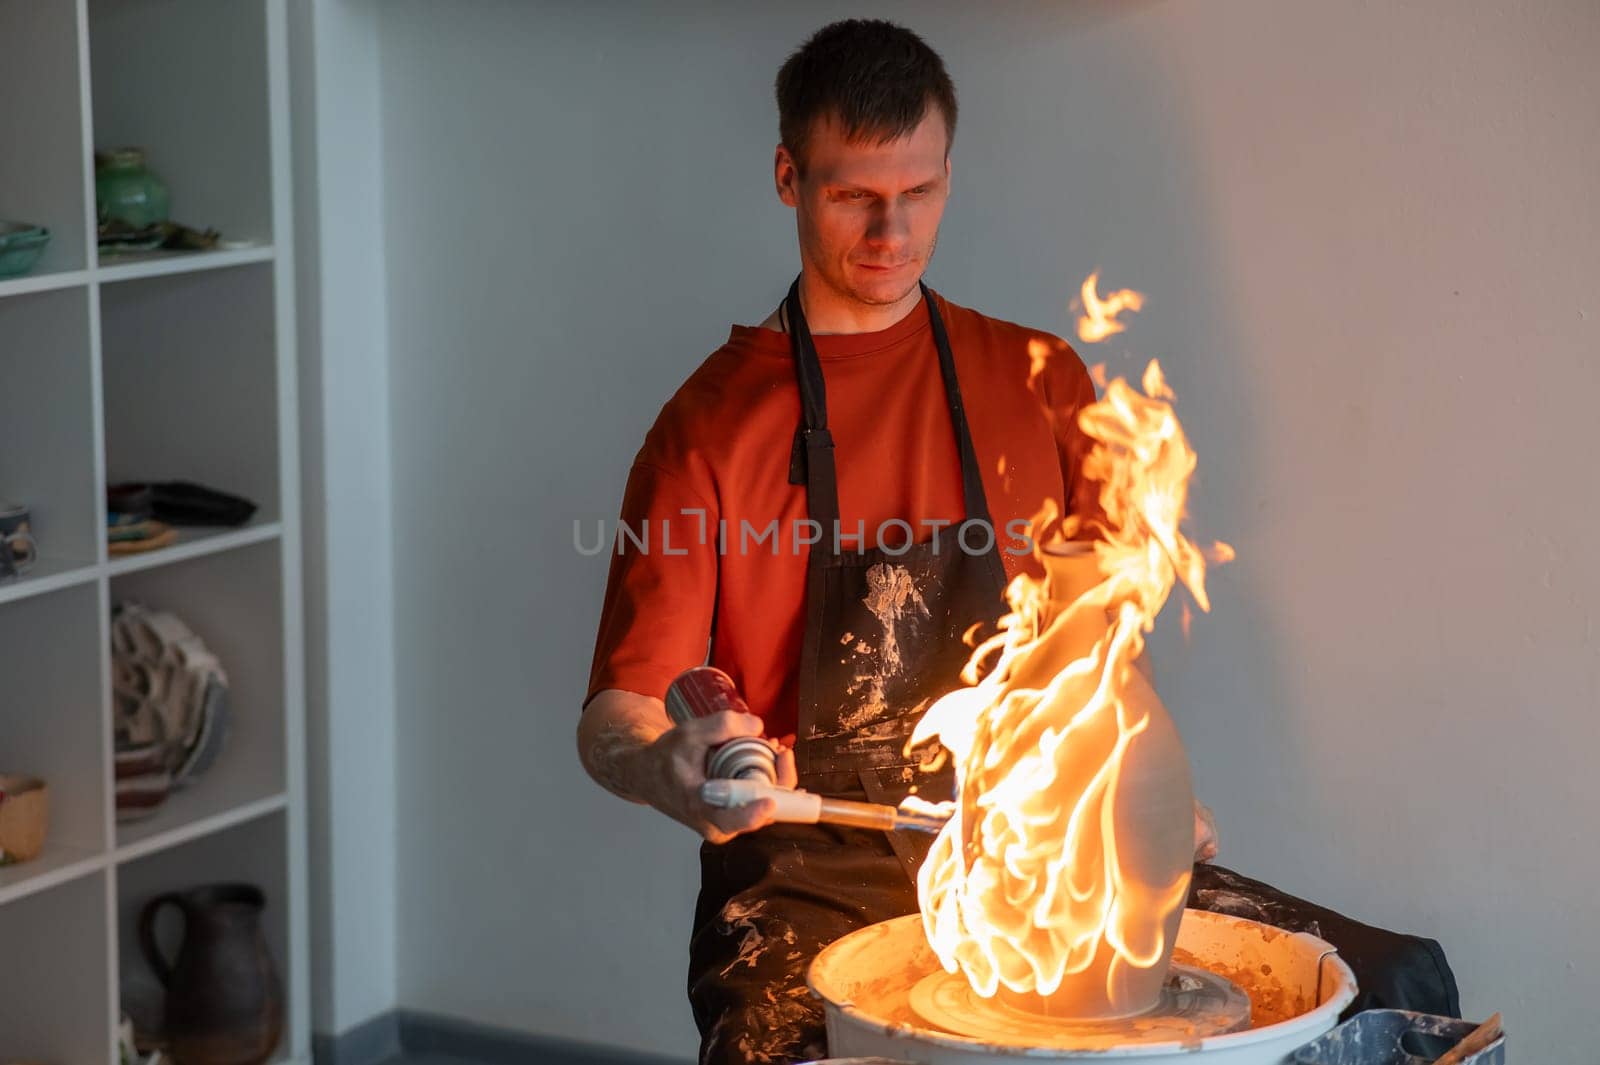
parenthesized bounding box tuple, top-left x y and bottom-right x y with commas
(776, 108, 951, 309)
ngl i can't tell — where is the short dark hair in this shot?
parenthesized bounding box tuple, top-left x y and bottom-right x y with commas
(775, 19, 958, 175)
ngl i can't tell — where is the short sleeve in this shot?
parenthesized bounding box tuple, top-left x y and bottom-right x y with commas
(584, 461, 720, 708)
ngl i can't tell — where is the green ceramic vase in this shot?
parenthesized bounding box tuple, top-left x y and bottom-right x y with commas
(96, 148, 170, 228)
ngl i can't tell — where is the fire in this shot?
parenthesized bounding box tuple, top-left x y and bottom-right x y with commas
(909, 281, 1231, 1013)
(1074, 270, 1145, 344)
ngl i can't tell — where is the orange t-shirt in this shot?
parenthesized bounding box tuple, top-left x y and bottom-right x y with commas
(585, 291, 1100, 741)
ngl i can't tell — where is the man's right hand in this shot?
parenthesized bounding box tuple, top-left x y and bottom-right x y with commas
(636, 710, 798, 843)
(577, 688, 798, 844)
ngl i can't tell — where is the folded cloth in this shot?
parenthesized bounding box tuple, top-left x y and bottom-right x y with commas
(107, 522, 178, 554)
(107, 481, 258, 528)
(107, 482, 154, 526)
(149, 481, 257, 527)
(108, 519, 167, 543)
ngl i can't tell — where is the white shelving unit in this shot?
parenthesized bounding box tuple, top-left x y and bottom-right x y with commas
(0, 1, 307, 1063)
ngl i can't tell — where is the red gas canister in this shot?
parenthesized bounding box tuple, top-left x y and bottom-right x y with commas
(665, 667, 777, 785)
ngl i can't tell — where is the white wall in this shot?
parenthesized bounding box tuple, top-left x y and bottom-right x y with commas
(290, 0, 398, 1038)
(374, 2, 1597, 1059)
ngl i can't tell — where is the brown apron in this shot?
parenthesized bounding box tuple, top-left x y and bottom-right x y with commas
(687, 278, 1008, 1064)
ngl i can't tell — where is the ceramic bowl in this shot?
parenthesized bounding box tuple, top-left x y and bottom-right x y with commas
(0, 221, 51, 278)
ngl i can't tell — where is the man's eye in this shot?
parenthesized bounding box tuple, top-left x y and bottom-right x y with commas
(845, 191, 868, 202)
(907, 187, 929, 197)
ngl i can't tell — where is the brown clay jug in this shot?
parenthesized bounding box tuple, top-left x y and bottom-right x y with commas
(139, 883, 284, 1065)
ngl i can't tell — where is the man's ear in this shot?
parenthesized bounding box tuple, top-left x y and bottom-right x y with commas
(775, 144, 799, 207)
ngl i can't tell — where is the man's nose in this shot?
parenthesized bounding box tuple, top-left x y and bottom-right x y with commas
(863, 201, 909, 250)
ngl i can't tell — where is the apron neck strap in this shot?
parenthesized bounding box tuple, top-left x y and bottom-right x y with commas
(785, 276, 830, 432)
(784, 276, 994, 546)
(923, 283, 993, 529)
(785, 276, 839, 534)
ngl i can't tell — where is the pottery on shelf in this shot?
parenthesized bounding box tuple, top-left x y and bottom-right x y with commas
(140, 883, 284, 1065)
(0, 775, 49, 865)
(0, 221, 51, 278)
(96, 148, 170, 229)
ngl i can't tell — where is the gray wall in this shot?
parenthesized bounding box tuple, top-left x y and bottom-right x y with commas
(376, 1, 1597, 1058)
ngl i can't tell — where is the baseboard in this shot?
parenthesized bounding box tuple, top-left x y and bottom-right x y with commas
(314, 1008, 691, 1065)
(312, 1011, 402, 1065)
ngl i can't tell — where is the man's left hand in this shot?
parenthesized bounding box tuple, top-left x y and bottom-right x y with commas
(1193, 800, 1218, 863)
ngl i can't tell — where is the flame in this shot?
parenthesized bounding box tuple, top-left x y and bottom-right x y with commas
(1027, 337, 1053, 386)
(910, 295, 1231, 1008)
(1074, 270, 1145, 344)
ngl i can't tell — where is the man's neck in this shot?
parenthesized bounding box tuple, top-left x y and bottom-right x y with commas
(757, 271, 923, 335)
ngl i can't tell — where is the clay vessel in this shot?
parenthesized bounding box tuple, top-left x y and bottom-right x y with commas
(139, 883, 283, 1065)
(996, 542, 1194, 1020)
(0, 775, 49, 864)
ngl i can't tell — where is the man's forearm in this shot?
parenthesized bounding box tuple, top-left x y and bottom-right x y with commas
(577, 689, 672, 804)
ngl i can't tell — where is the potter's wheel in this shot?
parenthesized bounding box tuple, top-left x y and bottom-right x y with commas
(810, 912, 1359, 1064)
(907, 963, 1251, 1050)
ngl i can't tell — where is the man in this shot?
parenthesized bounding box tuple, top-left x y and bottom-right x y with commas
(579, 19, 1458, 1064)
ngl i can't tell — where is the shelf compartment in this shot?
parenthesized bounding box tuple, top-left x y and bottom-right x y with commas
(88, 0, 274, 254)
(0, 555, 100, 607)
(0, 842, 104, 907)
(0, 523, 281, 606)
(0, 0, 91, 277)
(0, 870, 113, 1063)
(98, 245, 275, 285)
(0, 582, 110, 857)
(0, 286, 104, 564)
(107, 518, 283, 579)
(111, 539, 286, 852)
(0, 269, 92, 301)
(118, 811, 291, 1058)
(100, 262, 281, 528)
(118, 786, 288, 865)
